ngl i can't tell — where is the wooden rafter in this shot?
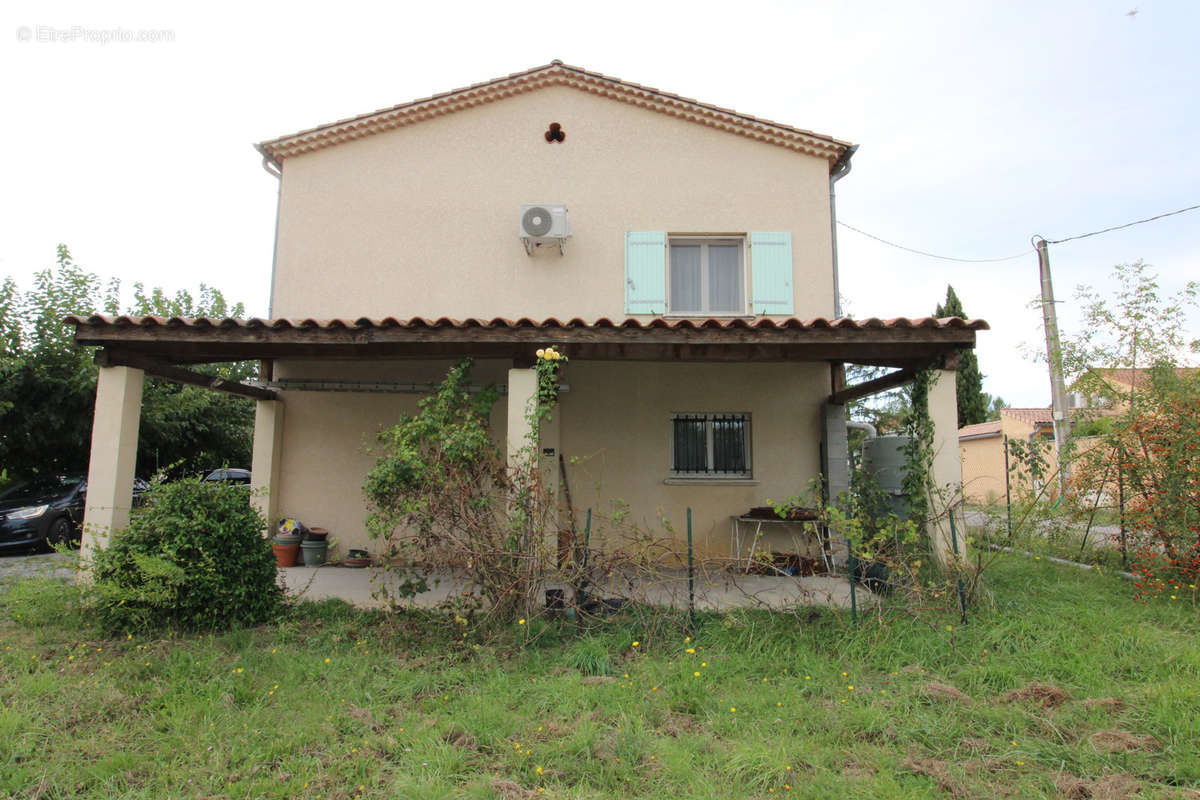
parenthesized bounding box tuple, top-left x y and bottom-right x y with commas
(830, 366, 920, 405)
(94, 349, 277, 402)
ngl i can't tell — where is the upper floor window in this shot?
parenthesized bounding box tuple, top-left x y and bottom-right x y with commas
(625, 231, 794, 317)
(669, 238, 745, 315)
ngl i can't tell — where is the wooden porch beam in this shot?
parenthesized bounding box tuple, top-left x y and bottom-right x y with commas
(95, 349, 277, 402)
(830, 366, 919, 405)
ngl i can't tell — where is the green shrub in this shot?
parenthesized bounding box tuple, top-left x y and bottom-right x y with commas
(90, 478, 281, 631)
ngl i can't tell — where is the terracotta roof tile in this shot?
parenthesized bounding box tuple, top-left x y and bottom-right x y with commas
(66, 314, 990, 332)
(1001, 407, 1055, 426)
(958, 420, 1001, 439)
(256, 61, 854, 165)
(1090, 367, 1199, 390)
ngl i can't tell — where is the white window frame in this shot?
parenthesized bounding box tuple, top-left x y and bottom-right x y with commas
(666, 236, 749, 317)
(669, 412, 753, 479)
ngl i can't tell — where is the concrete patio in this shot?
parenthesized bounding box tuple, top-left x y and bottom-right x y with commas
(277, 563, 868, 611)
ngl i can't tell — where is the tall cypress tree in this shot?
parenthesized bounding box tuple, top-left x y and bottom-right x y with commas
(936, 285, 989, 427)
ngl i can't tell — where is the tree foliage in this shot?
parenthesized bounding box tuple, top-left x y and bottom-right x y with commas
(0, 245, 255, 482)
(935, 285, 989, 427)
(1061, 262, 1200, 596)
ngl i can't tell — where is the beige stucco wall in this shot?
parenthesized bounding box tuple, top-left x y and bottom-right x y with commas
(269, 358, 828, 559)
(959, 415, 1061, 504)
(959, 435, 1005, 504)
(270, 84, 835, 321)
(558, 360, 828, 559)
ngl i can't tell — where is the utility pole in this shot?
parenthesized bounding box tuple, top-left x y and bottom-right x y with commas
(1034, 236, 1071, 492)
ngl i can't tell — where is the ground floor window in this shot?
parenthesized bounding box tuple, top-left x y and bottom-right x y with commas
(671, 413, 751, 477)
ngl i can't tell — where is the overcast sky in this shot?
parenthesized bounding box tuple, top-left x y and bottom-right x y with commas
(2, 0, 1197, 408)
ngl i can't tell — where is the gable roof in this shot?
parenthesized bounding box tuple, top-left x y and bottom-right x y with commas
(256, 61, 854, 168)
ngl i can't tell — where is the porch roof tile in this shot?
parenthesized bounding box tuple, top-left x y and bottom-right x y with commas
(67, 314, 989, 332)
(67, 314, 987, 369)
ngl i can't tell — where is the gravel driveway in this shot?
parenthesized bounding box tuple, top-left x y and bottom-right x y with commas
(0, 550, 76, 588)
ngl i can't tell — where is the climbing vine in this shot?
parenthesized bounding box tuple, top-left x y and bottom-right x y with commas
(901, 366, 935, 528)
(363, 351, 570, 623)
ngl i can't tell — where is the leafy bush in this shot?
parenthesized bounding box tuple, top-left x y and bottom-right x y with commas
(90, 478, 280, 631)
(1105, 366, 1200, 596)
(364, 357, 565, 621)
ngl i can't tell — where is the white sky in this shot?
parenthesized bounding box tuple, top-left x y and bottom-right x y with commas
(2, 0, 1197, 408)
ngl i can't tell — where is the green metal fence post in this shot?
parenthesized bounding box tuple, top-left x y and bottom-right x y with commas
(847, 540, 858, 626)
(948, 509, 968, 624)
(687, 508, 695, 632)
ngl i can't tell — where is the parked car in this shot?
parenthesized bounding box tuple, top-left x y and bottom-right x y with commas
(0, 475, 149, 550)
(202, 468, 251, 485)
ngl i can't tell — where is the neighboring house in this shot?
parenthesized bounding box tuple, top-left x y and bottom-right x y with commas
(959, 398, 1131, 504)
(1070, 367, 1199, 412)
(959, 409, 1060, 504)
(72, 62, 984, 568)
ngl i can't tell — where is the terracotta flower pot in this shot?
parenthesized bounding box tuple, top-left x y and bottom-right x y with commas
(272, 541, 300, 567)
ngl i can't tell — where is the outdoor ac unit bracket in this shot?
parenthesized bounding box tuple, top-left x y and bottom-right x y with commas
(521, 236, 567, 256)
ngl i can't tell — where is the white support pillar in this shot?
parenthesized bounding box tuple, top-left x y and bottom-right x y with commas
(539, 408, 561, 503)
(506, 368, 538, 470)
(928, 368, 964, 569)
(507, 367, 561, 562)
(250, 399, 285, 533)
(81, 365, 144, 567)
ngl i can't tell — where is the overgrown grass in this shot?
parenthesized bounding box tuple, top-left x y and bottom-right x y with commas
(1, 556, 1197, 798)
(970, 502, 1133, 571)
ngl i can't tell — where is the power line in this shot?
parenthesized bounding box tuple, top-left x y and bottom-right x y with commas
(1043, 202, 1200, 245)
(837, 221, 1033, 263)
(840, 200, 1200, 264)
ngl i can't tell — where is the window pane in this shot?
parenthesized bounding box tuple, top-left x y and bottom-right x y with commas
(712, 415, 747, 473)
(708, 245, 742, 313)
(669, 245, 702, 313)
(672, 417, 707, 473)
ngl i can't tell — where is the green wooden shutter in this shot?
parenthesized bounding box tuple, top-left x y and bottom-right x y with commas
(750, 232, 794, 315)
(625, 231, 667, 315)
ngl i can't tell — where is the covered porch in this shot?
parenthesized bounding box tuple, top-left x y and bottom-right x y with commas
(69, 314, 986, 581)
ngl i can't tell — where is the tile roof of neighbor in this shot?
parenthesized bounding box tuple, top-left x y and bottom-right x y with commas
(255, 61, 855, 166)
(1091, 367, 1199, 389)
(66, 315, 990, 333)
(1000, 407, 1056, 426)
(958, 420, 1002, 439)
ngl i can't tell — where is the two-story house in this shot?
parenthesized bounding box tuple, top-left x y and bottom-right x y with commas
(72, 62, 983, 570)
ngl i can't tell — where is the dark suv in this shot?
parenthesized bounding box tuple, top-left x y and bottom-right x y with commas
(0, 475, 148, 550)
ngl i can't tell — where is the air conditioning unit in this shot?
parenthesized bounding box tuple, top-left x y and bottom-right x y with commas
(520, 203, 570, 255)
